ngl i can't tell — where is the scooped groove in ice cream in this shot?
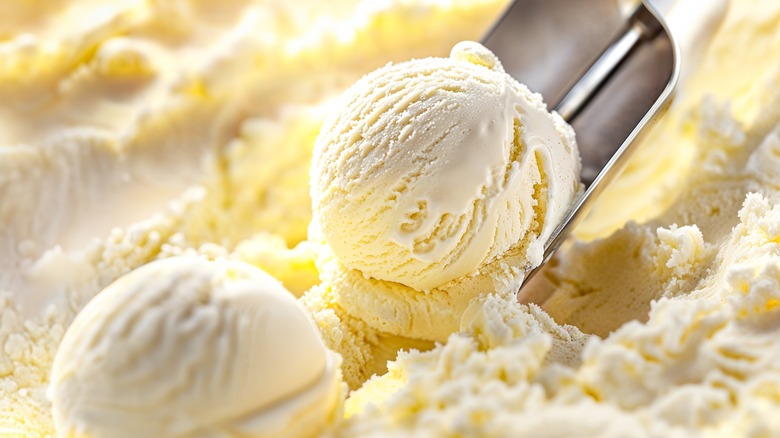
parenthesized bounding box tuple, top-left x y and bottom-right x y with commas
(48, 256, 344, 438)
(309, 41, 582, 341)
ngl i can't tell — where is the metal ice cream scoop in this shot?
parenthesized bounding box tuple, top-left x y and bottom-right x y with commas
(482, 0, 726, 286)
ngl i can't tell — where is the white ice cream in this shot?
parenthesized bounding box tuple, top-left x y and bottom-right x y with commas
(311, 41, 582, 292)
(48, 256, 344, 438)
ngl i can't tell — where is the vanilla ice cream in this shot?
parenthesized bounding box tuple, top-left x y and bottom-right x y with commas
(309, 41, 581, 344)
(7, 0, 780, 437)
(312, 41, 581, 291)
(48, 256, 344, 438)
(341, 1, 780, 436)
(0, 1, 509, 434)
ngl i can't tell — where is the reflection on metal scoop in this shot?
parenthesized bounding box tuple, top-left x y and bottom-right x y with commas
(482, 0, 679, 286)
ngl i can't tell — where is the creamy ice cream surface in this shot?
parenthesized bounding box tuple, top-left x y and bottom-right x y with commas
(312, 41, 581, 291)
(341, 0, 780, 436)
(308, 41, 581, 346)
(4, 0, 780, 437)
(0, 1, 507, 434)
(49, 256, 344, 438)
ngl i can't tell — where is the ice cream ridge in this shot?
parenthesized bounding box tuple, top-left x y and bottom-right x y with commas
(306, 41, 582, 387)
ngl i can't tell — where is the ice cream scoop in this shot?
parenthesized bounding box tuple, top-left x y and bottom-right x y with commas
(309, 42, 581, 341)
(48, 256, 344, 438)
(311, 41, 581, 292)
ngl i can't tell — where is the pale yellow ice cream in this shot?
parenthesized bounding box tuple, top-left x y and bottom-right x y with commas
(49, 256, 344, 438)
(5, 0, 780, 437)
(342, 294, 594, 435)
(310, 41, 581, 343)
(340, 0, 780, 436)
(312, 41, 580, 291)
(345, 196, 780, 436)
(301, 282, 435, 390)
(0, 1, 507, 434)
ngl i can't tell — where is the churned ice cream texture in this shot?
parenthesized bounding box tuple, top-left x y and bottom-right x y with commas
(0, 0, 508, 434)
(309, 41, 581, 345)
(49, 256, 344, 438)
(341, 0, 780, 436)
(5, 0, 780, 436)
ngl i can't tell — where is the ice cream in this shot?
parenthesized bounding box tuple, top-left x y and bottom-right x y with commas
(48, 256, 344, 438)
(4, 0, 780, 437)
(309, 41, 581, 344)
(342, 294, 595, 436)
(0, 1, 507, 434)
(340, 0, 780, 436)
(312, 40, 580, 291)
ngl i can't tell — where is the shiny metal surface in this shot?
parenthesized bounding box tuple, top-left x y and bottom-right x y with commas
(554, 24, 643, 122)
(482, 0, 679, 287)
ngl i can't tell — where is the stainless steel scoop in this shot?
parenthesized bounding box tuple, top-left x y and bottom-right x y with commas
(482, 0, 679, 285)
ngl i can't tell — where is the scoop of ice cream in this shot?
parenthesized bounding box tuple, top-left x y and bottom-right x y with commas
(311, 41, 581, 292)
(307, 41, 581, 343)
(48, 256, 344, 438)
